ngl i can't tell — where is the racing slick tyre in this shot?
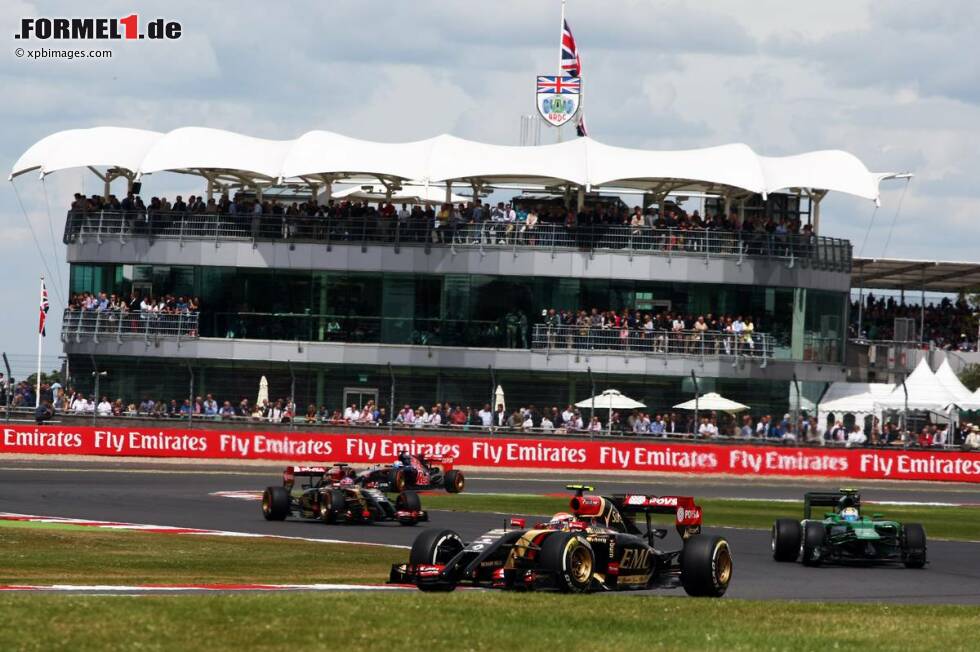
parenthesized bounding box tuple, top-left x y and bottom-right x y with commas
(801, 521, 826, 567)
(395, 491, 422, 526)
(409, 528, 465, 591)
(771, 518, 802, 562)
(680, 535, 732, 597)
(319, 489, 347, 524)
(409, 528, 465, 566)
(443, 469, 465, 493)
(261, 486, 289, 521)
(539, 532, 595, 593)
(901, 523, 927, 569)
(389, 468, 407, 492)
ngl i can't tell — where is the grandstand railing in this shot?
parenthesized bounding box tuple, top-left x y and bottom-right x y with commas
(63, 210, 852, 271)
(61, 309, 199, 344)
(531, 324, 773, 362)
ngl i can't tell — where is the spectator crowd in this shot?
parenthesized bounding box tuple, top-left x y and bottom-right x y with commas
(850, 294, 978, 350)
(67, 290, 200, 317)
(68, 189, 819, 256)
(539, 307, 763, 353)
(8, 376, 978, 451)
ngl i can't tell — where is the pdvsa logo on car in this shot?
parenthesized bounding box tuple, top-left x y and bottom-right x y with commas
(15, 15, 182, 40)
(626, 495, 679, 507)
(677, 507, 701, 522)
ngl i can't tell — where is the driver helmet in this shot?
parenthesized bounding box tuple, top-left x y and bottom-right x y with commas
(339, 476, 354, 487)
(548, 512, 574, 530)
(398, 451, 413, 466)
(840, 506, 860, 522)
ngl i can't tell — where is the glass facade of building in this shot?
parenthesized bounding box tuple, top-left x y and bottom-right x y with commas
(70, 263, 847, 362)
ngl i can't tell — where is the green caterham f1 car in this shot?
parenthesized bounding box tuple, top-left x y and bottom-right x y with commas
(771, 489, 926, 568)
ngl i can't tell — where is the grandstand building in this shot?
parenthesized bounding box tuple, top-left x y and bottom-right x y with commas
(14, 127, 904, 417)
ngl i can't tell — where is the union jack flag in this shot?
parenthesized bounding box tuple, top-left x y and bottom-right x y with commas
(537, 75, 580, 94)
(39, 279, 49, 337)
(561, 19, 581, 78)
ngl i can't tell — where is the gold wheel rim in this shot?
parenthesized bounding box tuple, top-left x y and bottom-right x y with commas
(261, 493, 270, 514)
(569, 545, 593, 583)
(716, 545, 733, 585)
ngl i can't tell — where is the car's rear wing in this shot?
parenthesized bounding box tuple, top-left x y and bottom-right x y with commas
(283, 465, 328, 489)
(569, 491, 703, 538)
(614, 494, 703, 528)
(803, 489, 860, 519)
(423, 455, 455, 470)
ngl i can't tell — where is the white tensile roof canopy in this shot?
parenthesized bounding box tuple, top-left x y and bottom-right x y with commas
(11, 126, 900, 203)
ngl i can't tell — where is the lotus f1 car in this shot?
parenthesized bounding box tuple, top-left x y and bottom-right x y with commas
(389, 485, 732, 595)
(771, 488, 926, 568)
(261, 465, 427, 526)
(357, 451, 465, 493)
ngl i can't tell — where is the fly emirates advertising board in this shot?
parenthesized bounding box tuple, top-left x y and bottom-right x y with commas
(3, 425, 979, 483)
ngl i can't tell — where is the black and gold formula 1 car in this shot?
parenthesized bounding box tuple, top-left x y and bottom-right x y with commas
(389, 485, 732, 595)
(261, 465, 427, 526)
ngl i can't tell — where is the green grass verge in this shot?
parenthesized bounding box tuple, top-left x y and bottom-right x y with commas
(0, 522, 394, 585)
(422, 493, 980, 541)
(1, 592, 978, 651)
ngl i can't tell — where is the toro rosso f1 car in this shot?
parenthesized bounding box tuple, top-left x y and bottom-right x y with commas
(771, 488, 926, 568)
(390, 485, 732, 595)
(357, 451, 465, 493)
(262, 465, 427, 526)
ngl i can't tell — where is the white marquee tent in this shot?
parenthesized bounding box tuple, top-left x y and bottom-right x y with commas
(819, 382, 896, 413)
(934, 358, 980, 410)
(11, 126, 899, 203)
(877, 357, 959, 411)
(817, 382, 895, 421)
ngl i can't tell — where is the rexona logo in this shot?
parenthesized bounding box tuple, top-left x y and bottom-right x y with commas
(16, 15, 182, 40)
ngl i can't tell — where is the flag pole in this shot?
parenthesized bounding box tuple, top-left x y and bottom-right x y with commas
(35, 275, 44, 409)
(557, 0, 566, 143)
(559, 0, 566, 75)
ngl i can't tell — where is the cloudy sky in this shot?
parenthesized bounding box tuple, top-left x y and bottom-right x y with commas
(2, 0, 978, 376)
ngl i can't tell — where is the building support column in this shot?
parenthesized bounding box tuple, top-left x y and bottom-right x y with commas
(792, 288, 807, 360)
(317, 273, 328, 342)
(315, 369, 325, 408)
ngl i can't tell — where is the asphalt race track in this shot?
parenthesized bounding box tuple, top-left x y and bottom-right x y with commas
(1, 459, 978, 604)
